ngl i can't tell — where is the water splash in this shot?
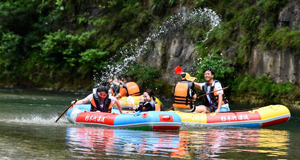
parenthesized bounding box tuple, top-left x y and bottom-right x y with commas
(1, 114, 74, 126)
(95, 8, 221, 85)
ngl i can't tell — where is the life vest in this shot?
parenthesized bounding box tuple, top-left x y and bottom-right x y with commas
(123, 82, 141, 96)
(137, 101, 156, 112)
(154, 101, 161, 111)
(173, 80, 194, 109)
(109, 84, 119, 96)
(202, 80, 228, 109)
(150, 101, 156, 111)
(141, 102, 156, 111)
(90, 88, 113, 113)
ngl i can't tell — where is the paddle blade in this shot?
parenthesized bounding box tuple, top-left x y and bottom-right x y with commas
(174, 66, 182, 74)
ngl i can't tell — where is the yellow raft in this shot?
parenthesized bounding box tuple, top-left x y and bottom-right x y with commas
(171, 105, 290, 128)
(115, 96, 163, 111)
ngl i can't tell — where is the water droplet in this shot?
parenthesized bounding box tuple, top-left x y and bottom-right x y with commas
(95, 8, 221, 84)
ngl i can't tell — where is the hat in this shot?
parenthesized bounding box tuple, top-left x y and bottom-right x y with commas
(181, 72, 196, 82)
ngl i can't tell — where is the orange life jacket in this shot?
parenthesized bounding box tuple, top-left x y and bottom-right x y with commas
(123, 82, 141, 96)
(90, 88, 113, 112)
(173, 81, 194, 109)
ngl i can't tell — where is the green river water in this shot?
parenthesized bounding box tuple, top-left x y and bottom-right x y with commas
(0, 87, 299, 159)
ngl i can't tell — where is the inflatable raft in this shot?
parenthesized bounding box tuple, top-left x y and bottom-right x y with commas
(66, 104, 181, 131)
(171, 105, 290, 128)
(116, 96, 163, 110)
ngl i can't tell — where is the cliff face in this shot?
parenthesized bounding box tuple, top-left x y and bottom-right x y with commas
(142, 1, 300, 85)
(248, 1, 300, 84)
(138, 5, 198, 85)
(141, 31, 197, 85)
(249, 48, 299, 84)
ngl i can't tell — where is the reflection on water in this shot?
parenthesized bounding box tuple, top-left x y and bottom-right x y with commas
(66, 127, 289, 159)
(257, 130, 289, 156)
(192, 128, 289, 159)
(0, 87, 296, 159)
(66, 127, 182, 159)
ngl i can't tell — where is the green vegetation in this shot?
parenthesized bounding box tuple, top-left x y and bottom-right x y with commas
(189, 0, 300, 105)
(126, 63, 174, 97)
(195, 50, 234, 82)
(266, 27, 300, 50)
(0, 0, 299, 105)
(233, 74, 300, 105)
(0, 0, 173, 89)
(191, 0, 290, 68)
(235, 75, 294, 99)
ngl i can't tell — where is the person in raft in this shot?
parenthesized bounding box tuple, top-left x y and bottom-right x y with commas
(194, 68, 230, 114)
(107, 75, 122, 97)
(115, 75, 141, 99)
(173, 71, 198, 112)
(134, 89, 161, 112)
(71, 86, 123, 114)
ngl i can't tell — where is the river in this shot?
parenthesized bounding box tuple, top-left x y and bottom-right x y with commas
(0, 87, 299, 159)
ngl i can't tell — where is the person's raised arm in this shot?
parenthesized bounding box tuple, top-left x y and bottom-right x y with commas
(194, 82, 204, 90)
(139, 95, 145, 103)
(114, 100, 123, 114)
(215, 93, 223, 114)
(214, 82, 224, 114)
(116, 87, 127, 99)
(71, 94, 92, 105)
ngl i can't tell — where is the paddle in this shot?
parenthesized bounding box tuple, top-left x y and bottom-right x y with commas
(197, 86, 229, 99)
(166, 66, 185, 111)
(174, 66, 183, 74)
(166, 66, 182, 111)
(55, 99, 78, 122)
(166, 87, 229, 111)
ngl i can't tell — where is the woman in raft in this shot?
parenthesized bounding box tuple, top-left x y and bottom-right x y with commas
(134, 89, 161, 112)
(71, 86, 123, 114)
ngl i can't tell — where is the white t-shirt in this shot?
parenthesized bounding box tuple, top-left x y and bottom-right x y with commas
(199, 81, 223, 105)
(198, 81, 223, 94)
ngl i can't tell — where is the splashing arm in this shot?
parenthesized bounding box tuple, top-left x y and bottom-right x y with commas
(194, 82, 204, 90)
(114, 100, 123, 114)
(116, 87, 127, 99)
(71, 94, 92, 105)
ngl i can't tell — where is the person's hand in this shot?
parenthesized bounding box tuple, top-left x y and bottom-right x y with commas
(215, 108, 220, 114)
(192, 94, 197, 100)
(139, 95, 144, 102)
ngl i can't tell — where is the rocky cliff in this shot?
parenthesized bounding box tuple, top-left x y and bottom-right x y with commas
(141, 1, 300, 86)
(248, 1, 300, 84)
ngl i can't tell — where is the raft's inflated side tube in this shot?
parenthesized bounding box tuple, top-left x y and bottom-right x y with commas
(171, 105, 290, 128)
(66, 104, 181, 131)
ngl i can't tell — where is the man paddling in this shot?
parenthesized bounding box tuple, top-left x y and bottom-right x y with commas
(194, 68, 230, 114)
